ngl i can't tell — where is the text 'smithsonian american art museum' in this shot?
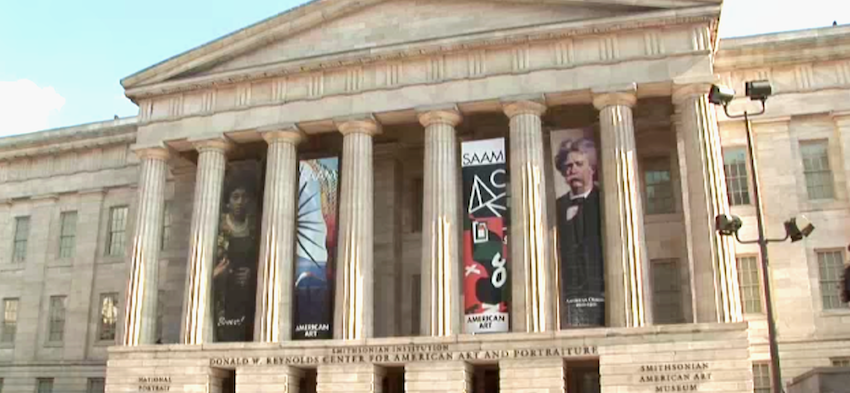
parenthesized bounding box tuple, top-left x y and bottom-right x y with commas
(1, 1, 850, 392)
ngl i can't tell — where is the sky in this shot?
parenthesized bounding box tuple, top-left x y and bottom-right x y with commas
(0, 0, 847, 137)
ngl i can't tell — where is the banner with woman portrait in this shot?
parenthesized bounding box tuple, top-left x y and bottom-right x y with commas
(213, 160, 263, 342)
(550, 129, 605, 328)
(293, 157, 339, 339)
(461, 138, 510, 333)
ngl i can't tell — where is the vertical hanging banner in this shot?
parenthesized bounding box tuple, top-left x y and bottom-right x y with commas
(550, 129, 605, 328)
(293, 157, 339, 339)
(213, 160, 263, 342)
(462, 138, 510, 333)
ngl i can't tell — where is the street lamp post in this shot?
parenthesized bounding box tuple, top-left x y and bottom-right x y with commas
(709, 80, 815, 393)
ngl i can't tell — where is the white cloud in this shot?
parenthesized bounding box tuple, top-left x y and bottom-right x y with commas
(0, 79, 66, 137)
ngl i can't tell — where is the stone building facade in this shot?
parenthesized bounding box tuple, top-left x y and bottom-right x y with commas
(0, 1, 848, 392)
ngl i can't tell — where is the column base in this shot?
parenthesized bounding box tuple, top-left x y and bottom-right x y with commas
(405, 361, 472, 393)
(500, 357, 565, 393)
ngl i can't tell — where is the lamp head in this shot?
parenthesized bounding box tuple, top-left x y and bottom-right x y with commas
(708, 84, 736, 106)
(784, 216, 815, 242)
(715, 214, 743, 236)
(745, 80, 773, 102)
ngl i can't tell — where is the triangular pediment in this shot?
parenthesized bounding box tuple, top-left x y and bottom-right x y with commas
(122, 0, 721, 91)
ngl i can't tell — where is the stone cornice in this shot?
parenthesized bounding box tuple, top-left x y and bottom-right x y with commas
(0, 132, 137, 162)
(124, 5, 720, 100)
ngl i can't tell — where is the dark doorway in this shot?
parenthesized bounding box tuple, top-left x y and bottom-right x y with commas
(567, 360, 600, 393)
(300, 369, 318, 393)
(472, 364, 500, 393)
(382, 367, 405, 393)
(221, 370, 236, 393)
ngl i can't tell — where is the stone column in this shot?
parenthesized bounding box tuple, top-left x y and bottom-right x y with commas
(236, 366, 303, 393)
(593, 86, 652, 327)
(503, 99, 555, 333)
(406, 361, 472, 393)
(333, 118, 380, 340)
(123, 145, 170, 346)
(500, 357, 565, 393)
(180, 136, 232, 344)
(254, 125, 305, 343)
(418, 108, 462, 336)
(674, 83, 742, 323)
(318, 364, 385, 393)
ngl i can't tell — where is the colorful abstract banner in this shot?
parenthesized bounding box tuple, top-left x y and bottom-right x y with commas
(293, 157, 340, 340)
(461, 138, 510, 333)
(550, 129, 605, 328)
(213, 160, 263, 342)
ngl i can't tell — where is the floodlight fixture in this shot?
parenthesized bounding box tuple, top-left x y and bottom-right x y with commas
(708, 84, 736, 106)
(784, 216, 815, 243)
(715, 214, 743, 236)
(745, 80, 773, 102)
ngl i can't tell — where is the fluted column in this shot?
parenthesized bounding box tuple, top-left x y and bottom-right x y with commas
(593, 87, 652, 327)
(333, 118, 380, 340)
(418, 108, 462, 336)
(180, 136, 233, 344)
(674, 84, 742, 323)
(255, 125, 305, 342)
(123, 145, 170, 346)
(503, 99, 554, 333)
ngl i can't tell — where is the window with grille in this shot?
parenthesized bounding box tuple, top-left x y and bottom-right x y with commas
(107, 206, 129, 256)
(801, 141, 834, 200)
(651, 259, 684, 324)
(753, 363, 771, 393)
(1, 298, 18, 343)
(161, 203, 172, 251)
(832, 357, 850, 367)
(87, 378, 105, 393)
(12, 216, 30, 263)
(36, 378, 53, 393)
(48, 296, 66, 342)
(723, 148, 751, 206)
(98, 293, 119, 341)
(58, 211, 78, 258)
(737, 256, 762, 314)
(643, 157, 674, 215)
(819, 250, 846, 310)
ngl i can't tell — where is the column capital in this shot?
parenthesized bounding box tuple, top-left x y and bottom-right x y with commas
(592, 83, 637, 109)
(189, 135, 235, 153)
(259, 123, 306, 145)
(131, 143, 171, 161)
(672, 83, 713, 104)
(502, 100, 547, 118)
(335, 116, 382, 136)
(418, 108, 462, 127)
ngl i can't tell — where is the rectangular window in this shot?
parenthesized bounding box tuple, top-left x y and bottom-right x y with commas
(107, 206, 129, 256)
(98, 293, 119, 341)
(36, 378, 53, 393)
(819, 250, 846, 310)
(48, 296, 66, 342)
(12, 216, 30, 263)
(723, 148, 751, 206)
(753, 363, 771, 393)
(801, 141, 834, 200)
(160, 203, 172, 251)
(58, 211, 78, 258)
(87, 378, 105, 393)
(643, 157, 674, 215)
(832, 357, 850, 367)
(737, 256, 763, 314)
(2, 298, 19, 343)
(651, 259, 684, 324)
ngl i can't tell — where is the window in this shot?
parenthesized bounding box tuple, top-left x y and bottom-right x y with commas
(36, 378, 53, 393)
(651, 259, 684, 324)
(161, 203, 172, 251)
(643, 157, 674, 215)
(58, 211, 78, 258)
(48, 296, 66, 342)
(737, 256, 762, 314)
(832, 357, 850, 367)
(2, 298, 18, 343)
(819, 250, 846, 310)
(723, 148, 750, 206)
(98, 293, 119, 341)
(753, 363, 771, 393)
(801, 141, 834, 200)
(12, 216, 30, 263)
(107, 206, 129, 256)
(87, 378, 105, 393)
